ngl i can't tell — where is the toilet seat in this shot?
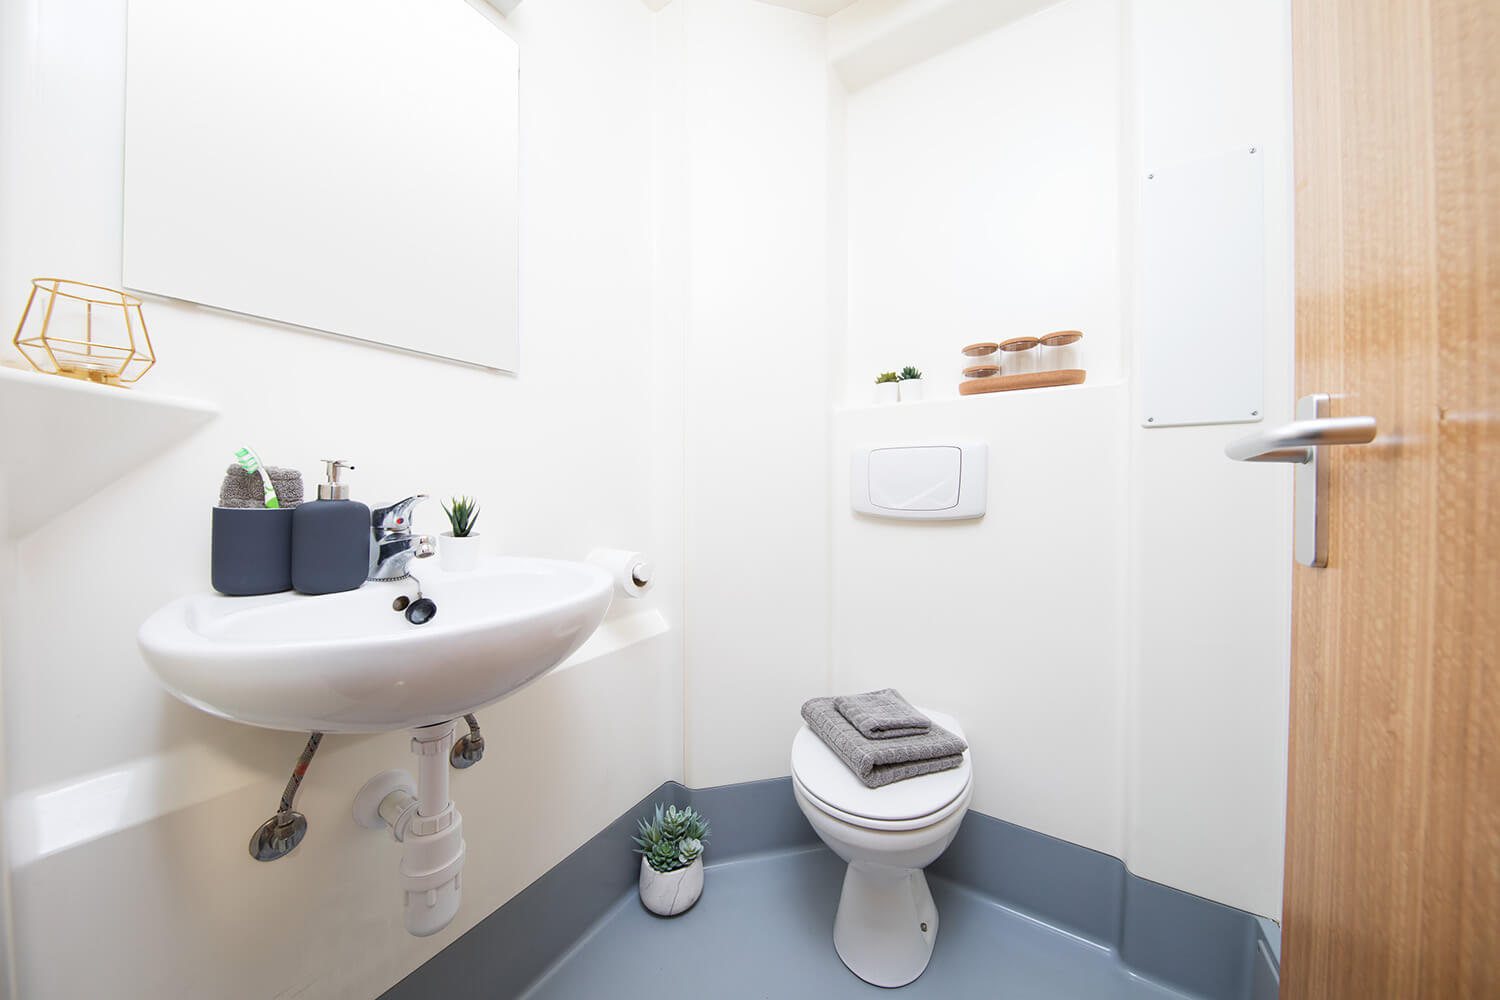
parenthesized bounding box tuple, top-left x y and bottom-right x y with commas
(793, 771, 971, 833)
(791, 707, 972, 832)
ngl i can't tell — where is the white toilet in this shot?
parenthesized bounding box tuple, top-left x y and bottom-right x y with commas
(790, 707, 973, 988)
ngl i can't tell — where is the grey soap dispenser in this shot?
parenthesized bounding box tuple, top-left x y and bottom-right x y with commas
(291, 459, 371, 595)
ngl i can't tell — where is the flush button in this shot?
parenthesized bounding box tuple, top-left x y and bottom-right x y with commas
(868, 446, 961, 510)
(851, 443, 987, 521)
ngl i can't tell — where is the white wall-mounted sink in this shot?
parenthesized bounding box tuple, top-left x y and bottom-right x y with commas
(139, 556, 613, 732)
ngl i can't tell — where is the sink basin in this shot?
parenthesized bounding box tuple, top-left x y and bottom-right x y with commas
(139, 556, 613, 732)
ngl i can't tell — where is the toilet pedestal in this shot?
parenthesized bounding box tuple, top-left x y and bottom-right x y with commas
(832, 862, 939, 988)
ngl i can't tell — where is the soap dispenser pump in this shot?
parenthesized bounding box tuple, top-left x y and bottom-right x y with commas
(291, 459, 372, 595)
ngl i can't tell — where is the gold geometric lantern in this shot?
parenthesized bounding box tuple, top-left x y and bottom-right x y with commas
(12, 278, 156, 386)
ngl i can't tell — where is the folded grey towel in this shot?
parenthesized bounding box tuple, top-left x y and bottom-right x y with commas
(218, 465, 305, 509)
(834, 688, 931, 740)
(801, 697, 967, 789)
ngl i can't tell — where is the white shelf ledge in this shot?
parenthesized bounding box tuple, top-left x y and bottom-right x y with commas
(553, 607, 670, 675)
(0, 366, 218, 538)
(836, 376, 1121, 415)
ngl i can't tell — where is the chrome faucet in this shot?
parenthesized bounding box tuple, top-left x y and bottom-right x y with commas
(369, 495, 437, 581)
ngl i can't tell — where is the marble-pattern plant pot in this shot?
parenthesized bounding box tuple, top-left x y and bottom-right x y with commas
(639, 856, 704, 916)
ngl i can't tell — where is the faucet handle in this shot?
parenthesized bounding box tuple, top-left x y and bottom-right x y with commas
(372, 494, 428, 533)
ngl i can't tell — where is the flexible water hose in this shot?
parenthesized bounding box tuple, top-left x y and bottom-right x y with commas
(278, 732, 324, 814)
(450, 714, 484, 768)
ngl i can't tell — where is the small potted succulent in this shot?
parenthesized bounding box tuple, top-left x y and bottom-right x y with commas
(898, 365, 925, 402)
(874, 371, 900, 405)
(439, 496, 481, 572)
(633, 803, 711, 916)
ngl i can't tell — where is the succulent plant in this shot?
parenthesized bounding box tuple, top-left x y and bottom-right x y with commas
(646, 838, 680, 872)
(633, 804, 712, 873)
(899, 366, 923, 380)
(442, 496, 480, 537)
(875, 371, 900, 384)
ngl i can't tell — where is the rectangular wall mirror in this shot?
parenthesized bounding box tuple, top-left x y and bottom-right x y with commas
(123, 0, 520, 371)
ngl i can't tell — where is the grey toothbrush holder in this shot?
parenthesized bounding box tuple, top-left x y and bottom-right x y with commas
(211, 506, 294, 596)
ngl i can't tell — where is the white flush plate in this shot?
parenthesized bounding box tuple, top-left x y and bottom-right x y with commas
(851, 443, 987, 520)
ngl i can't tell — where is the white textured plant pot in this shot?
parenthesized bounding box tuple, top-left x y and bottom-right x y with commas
(439, 532, 481, 572)
(898, 378, 925, 402)
(873, 382, 899, 405)
(639, 856, 704, 916)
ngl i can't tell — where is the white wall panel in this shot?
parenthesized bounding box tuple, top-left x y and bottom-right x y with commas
(1125, 0, 1295, 920)
(834, 0, 1293, 919)
(842, 0, 1123, 405)
(679, 0, 834, 788)
(1140, 147, 1266, 428)
(833, 387, 1130, 858)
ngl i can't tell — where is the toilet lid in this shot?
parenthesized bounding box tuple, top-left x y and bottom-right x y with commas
(791, 707, 971, 823)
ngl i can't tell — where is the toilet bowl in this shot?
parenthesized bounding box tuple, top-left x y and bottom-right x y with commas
(791, 708, 973, 988)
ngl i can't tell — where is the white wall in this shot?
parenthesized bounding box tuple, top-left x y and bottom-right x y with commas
(0, 543, 13, 1000)
(833, 0, 1130, 861)
(678, 0, 835, 788)
(832, 387, 1132, 857)
(1123, 0, 1295, 920)
(827, 0, 1293, 919)
(0, 1, 684, 997)
(0, 4, 1298, 996)
(842, 0, 1123, 402)
(668, 0, 1292, 918)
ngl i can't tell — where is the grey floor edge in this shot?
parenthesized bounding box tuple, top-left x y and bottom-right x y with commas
(381, 777, 1278, 1000)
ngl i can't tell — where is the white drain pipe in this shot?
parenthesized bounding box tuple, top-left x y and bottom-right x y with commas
(354, 720, 466, 937)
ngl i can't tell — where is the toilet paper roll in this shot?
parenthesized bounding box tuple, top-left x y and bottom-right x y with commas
(587, 548, 655, 598)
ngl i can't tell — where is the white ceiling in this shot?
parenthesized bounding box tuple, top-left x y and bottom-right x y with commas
(642, 0, 858, 13)
(751, 0, 860, 12)
(642, 0, 860, 13)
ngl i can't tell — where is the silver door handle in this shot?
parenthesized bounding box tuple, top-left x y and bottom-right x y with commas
(1225, 414, 1377, 463)
(1226, 394, 1377, 568)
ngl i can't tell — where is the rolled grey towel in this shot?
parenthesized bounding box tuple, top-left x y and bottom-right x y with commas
(218, 465, 305, 509)
(801, 696, 966, 789)
(834, 688, 931, 740)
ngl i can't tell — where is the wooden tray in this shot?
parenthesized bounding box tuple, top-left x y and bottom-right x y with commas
(959, 369, 1087, 395)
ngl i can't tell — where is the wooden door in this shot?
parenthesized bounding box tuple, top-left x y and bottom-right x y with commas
(1283, 0, 1499, 996)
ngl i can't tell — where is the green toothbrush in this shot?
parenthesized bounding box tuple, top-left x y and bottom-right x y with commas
(234, 446, 280, 509)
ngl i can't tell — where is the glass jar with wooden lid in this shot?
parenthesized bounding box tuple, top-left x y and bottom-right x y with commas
(961, 341, 1001, 378)
(1037, 330, 1084, 371)
(998, 336, 1041, 374)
